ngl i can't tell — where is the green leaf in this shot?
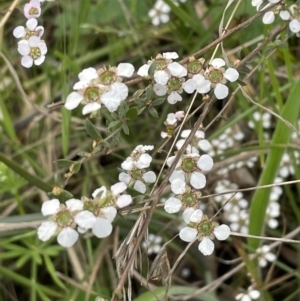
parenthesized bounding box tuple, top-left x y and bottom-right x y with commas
(132, 89, 145, 98)
(133, 98, 145, 106)
(85, 119, 102, 139)
(152, 98, 165, 106)
(145, 84, 154, 100)
(108, 120, 121, 129)
(72, 162, 81, 173)
(43, 254, 67, 290)
(148, 107, 159, 118)
(248, 79, 300, 249)
(56, 159, 75, 168)
(138, 107, 146, 115)
(122, 122, 129, 135)
(126, 107, 138, 121)
(148, 62, 157, 76)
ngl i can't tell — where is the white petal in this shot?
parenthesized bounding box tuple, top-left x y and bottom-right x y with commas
(92, 186, 107, 199)
(75, 211, 96, 229)
(279, 10, 290, 20)
(214, 83, 228, 99)
(37, 221, 57, 241)
(41, 199, 60, 216)
(143, 171, 156, 183)
(198, 237, 214, 255)
(190, 172, 206, 189)
(224, 68, 239, 82)
(265, 252, 276, 262)
(182, 79, 197, 94)
(154, 70, 170, 85)
(57, 227, 79, 247)
(64, 92, 83, 110)
(119, 172, 131, 184)
(194, 74, 211, 93)
(249, 290, 261, 299)
(136, 153, 152, 169)
(13, 26, 26, 38)
(289, 19, 300, 33)
(190, 209, 203, 223)
(214, 224, 230, 240)
(199, 140, 211, 152)
(101, 90, 122, 112)
(82, 102, 101, 115)
(169, 170, 185, 183)
(182, 207, 195, 223)
(116, 194, 132, 208)
(18, 40, 30, 55)
(28, 36, 40, 47)
(26, 18, 38, 30)
(168, 62, 187, 77)
(121, 157, 134, 171)
(117, 63, 134, 77)
(111, 182, 127, 195)
(66, 198, 83, 211)
(197, 154, 213, 171)
(101, 206, 117, 222)
(78, 67, 98, 82)
(179, 227, 197, 242)
(34, 55, 45, 66)
(92, 217, 113, 238)
(171, 178, 186, 194)
(110, 82, 128, 101)
(164, 197, 182, 213)
(211, 58, 225, 68)
(163, 52, 178, 59)
(137, 64, 150, 77)
(134, 180, 146, 193)
(21, 56, 33, 68)
(263, 11, 275, 24)
(167, 92, 182, 104)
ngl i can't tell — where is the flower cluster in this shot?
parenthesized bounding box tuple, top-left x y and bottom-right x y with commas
(13, 0, 54, 68)
(161, 111, 184, 138)
(38, 183, 132, 247)
(65, 63, 134, 115)
(253, 0, 300, 34)
(119, 145, 156, 194)
(138, 53, 239, 102)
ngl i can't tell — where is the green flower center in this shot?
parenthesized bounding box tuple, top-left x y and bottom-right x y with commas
(208, 69, 223, 84)
(57, 210, 73, 227)
(29, 8, 39, 16)
(155, 59, 168, 70)
(131, 168, 144, 180)
(168, 77, 181, 91)
(181, 157, 197, 173)
(84, 87, 101, 102)
(30, 47, 41, 60)
(197, 220, 214, 236)
(187, 61, 202, 74)
(99, 71, 116, 85)
(25, 29, 36, 39)
(182, 192, 197, 207)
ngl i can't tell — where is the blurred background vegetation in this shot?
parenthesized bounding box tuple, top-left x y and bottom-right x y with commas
(1, 0, 300, 300)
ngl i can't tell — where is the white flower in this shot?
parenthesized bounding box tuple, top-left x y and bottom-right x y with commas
(38, 198, 83, 247)
(17, 36, 47, 68)
(24, 0, 41, 19)
(65, 63, 134, 114)
(176, 129, 211, 154)
(142, 234, 163, 254)
(148, 0, 171, 26)
(182, 74, 211, 94)
(13, 19, 44, 39)
(167, 153, 213, 189)
(265, 201, 280, 229)
(179, 209, 230, 256)
(164, 178, 201, 214)
(75, 187, 119, 238)
(236, 287, 260, 301)
(256, 245, 276, 267)
(119, 145, 156, 193)
(204, 58, 239, 99)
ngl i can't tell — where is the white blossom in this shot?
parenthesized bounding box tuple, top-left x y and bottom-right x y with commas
(148, 0, 171, 26)
(142, 234, 163, 254)
(13, 19, 44, 39)
(24, 0, 41, 19)
(236, 287, 260, 301)
(256, 245, 276, 267)
(17, 36, 47, 68)
(179, 209, 230, 256)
